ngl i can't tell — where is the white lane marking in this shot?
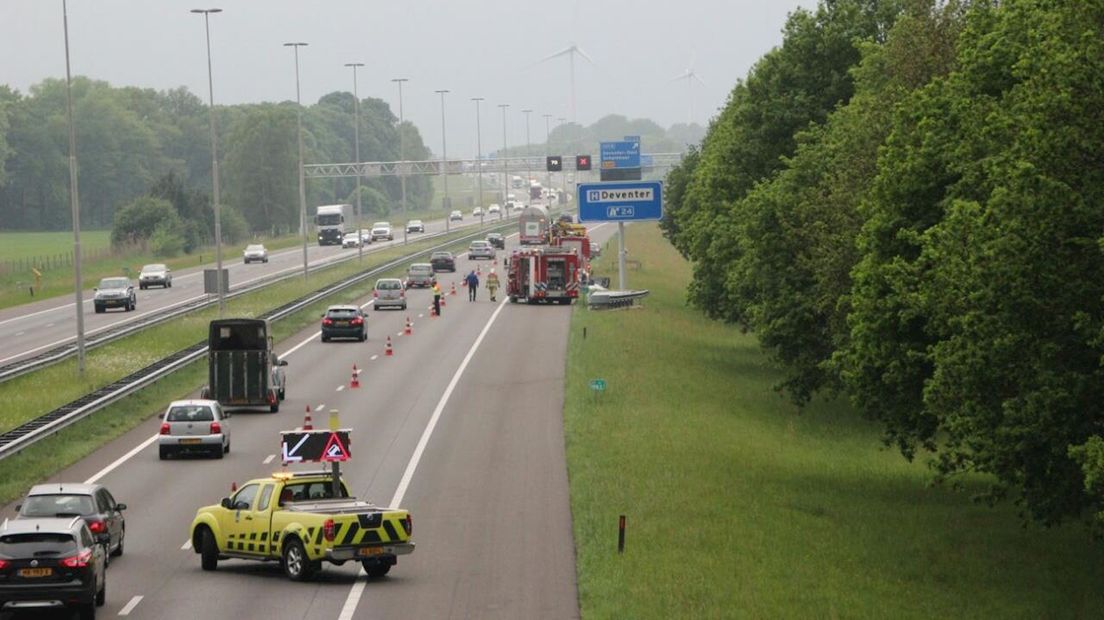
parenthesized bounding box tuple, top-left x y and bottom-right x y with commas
(181, 540, 192, 550)
(418, 314, 424, 318)
(84, 434, 158, 485)
(15, 331, 23, 336)
(338, 296, 508, 620)
(316, 403, 326, 411)
(336, 385, 345, 392)
(284, 328, 322, 357)
(263, 454, 276, 464)
(118, 595, 143, 616)
(396, 331, 403, 336)
(370, 354, 378, 361)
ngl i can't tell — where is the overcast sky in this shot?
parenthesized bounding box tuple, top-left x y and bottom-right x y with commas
(2, 0, 812, 158)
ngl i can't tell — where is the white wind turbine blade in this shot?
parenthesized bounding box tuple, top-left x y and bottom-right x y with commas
(526, 45, 576, 69)
(573, 44, 596, 66)
(691, 71, 706, 87)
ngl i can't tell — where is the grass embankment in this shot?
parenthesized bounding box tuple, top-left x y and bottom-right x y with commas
(0, 224, 511, 505)
(565, 223, 1104, 619)
(0, 230, 302, 311)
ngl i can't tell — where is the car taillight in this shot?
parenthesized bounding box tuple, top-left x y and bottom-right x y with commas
(0, 559, 9, 570)
(323, 518, 336, 542)
(373, 290, 379, 298)
(60, 549, 93, 568)
(160, 423, 170, 435)
(402, 514, 413, 536)
(87, 520, 106, 535)
(322, 318, 333, 326)
(210, 422, 222, 434)
(350, 317, 363, 326)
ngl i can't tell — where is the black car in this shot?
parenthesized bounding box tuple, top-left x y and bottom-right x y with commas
(17, 484, 126, 560)
(321, 305, 367, 342)
(486, 233, 506, 250)
(0, 516, 106, 618)
(430, 251, 456, 273)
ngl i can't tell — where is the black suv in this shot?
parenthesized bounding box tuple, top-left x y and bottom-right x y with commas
(320, 305, 367, 342)
(0, 516, 106, 618)
(430, 251, 456, 273)
(486, 233, 505, 249)
(17, 483, 127, 560)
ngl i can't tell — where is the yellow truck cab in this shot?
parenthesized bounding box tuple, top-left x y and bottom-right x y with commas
(189, 470, 414, 580)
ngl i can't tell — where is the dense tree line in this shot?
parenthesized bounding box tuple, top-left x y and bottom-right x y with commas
(0, 78, 432, 242)
(499, 114, 705, 160)
(662, 0, 1104, 527)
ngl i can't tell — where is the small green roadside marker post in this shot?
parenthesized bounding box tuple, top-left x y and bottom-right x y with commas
(589, 378, 606, 403)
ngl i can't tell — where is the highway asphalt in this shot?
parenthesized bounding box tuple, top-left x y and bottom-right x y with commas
(0, 210, 514, 369)
(1, 221, 610, 619)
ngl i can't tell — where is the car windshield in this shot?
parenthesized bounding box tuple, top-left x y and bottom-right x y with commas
(409, 265, 432, 275)
(0, 533, 77, 557)
(141, 264, 166, 272)
(326, 308, 359, 318)
(373, 222, 389, 227)
(166, 405, 215, 423)
(280, 482, 347, 503)
(19, 494, 95, 517)
(431, 252, 452, 259)
(471, 242, 488, 248)
(99, 278, 128, 289)
(377, 280, 402, 290)
(344, 233, 358, 239)
(246, 245, 264, 251)
(409, 220, 422, 225)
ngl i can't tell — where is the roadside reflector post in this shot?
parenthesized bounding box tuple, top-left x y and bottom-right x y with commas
(583, 326, 587, 340)
(618, 515, 626, 554)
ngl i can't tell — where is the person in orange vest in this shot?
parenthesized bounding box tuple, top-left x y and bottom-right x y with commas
(432, 282, 442, 316)
(486, 269, 500, 302)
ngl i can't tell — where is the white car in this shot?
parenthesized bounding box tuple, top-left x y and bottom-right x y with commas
(468, 240, 495, 260)
(449, 210, 463, 222)
(370, 223, 394, 242)
(487, 204, 501, 215)
(243, 244, 268, 263)
(473, 207, 484, 217)
(158, 399, 230, 460)
(342, 232, 362, 248)
(359, 229, 373, 244)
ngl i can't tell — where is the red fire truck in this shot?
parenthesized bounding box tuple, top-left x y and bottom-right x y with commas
(506, 246, 582, 304)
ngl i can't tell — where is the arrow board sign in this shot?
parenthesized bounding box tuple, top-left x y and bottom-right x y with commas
(280, 430, 352, 464)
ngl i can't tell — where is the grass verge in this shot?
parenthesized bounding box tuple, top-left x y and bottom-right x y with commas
(565, 223, 1104, 619)
(0, 224, 513, 504)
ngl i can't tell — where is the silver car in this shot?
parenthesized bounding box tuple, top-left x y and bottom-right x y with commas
(138, 263, 172, 289)
(93, 277, 136, 313)
(468, 240, 495, 260)
(158, 399, 231, 460)
(243, 244, 268, 264)
(373, 278, 407, 311)
(371, 223, 394, 242)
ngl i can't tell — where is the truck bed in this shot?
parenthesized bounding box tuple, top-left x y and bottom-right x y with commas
(283, 498, 385, 515)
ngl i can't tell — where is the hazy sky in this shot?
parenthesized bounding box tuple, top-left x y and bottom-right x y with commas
(2, 0, 812, 158)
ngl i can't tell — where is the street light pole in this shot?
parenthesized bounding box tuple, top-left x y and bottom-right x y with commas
(498, 103, 509, 215)
(557, 117, 566, 197)
(472, 97, 485, 220)
(543, 113, 553, 197)
(61, 0, 85, 375)
(284, 42, 309, 281)
(522, 109, 532, 202)
(192, 8, 225, 316)
(391, 78, 409, 222)
(434, 89, 451, 231)
(345, 62, 364, 262)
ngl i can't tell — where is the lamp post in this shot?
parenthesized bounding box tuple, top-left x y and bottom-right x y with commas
(557, 117, 566, 196)
(61, 0, 85, 375)
(543, 113, 553, 197)
(521, 109, 533, 196)
(284, 41, 309, 281)
(391, 78, 409, 222)
(434, 89, 451, 231)
(498, 103, 509, 215)
(191, 8, 225, 315)
(472, 97, 485, 220)
(345, 62, 364, 262)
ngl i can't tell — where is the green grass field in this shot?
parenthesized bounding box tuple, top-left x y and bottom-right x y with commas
(564, 224, 1104, 618)
(0, 230, 113, 262)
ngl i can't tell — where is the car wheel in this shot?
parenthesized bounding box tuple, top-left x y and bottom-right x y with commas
(199, 528, 218, 571)
(401, 303, 407, 311)
(282, 539, 315, 581)
(270, 402, 280, 413)
(111, 533, 123, 558)
(167, 280, 172, 288)
(95, 576, 106, 606)
(79, 602, 96, 620)
(95, 305, 104, 314)
(321, 334, 329, 343)
(279, 388, 286, 400)
(360, 331, 367, 342)
(363, 561, 391, 578)
(212, 444, 224, 459)
(139, 284, 145, 290)
(159, 446, 169, 460)
(224, 441, 230, 454)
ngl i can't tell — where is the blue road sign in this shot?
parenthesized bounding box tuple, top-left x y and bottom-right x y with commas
(577, 181, 663, 222)
(600, 141, 641, 169)
(641, 153, 654, 167)
(623, 135, 641, 143)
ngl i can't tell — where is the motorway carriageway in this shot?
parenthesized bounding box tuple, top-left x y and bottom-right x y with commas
(1, 223, 612, 620)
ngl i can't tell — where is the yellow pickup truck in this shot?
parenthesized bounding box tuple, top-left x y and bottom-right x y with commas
(189, 470, 414, 580)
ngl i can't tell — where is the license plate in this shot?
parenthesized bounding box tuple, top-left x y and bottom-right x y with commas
(18, 568, 52, 577)
(357, 547, 383, 557)
(180, 438, 202, 444)
(336, 321, 348, 326)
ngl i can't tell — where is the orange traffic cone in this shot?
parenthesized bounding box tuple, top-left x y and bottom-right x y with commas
(450, 282, 457, 296)
(440, 294, 446, 307)
(430, 305, 438, 318)
(230, 481, 237, 492)
(385, 336, 394, 357)
(303, 405, 313, 430)
(405, 317, 413, 335)
(477, 265, 482, 276)
(350, 364, 360, 388)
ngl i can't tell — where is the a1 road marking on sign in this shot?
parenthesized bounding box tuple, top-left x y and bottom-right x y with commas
(607, 206, 635, 218)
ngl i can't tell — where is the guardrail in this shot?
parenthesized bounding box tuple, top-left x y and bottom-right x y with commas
(0, 219, 526, 462)
(0, 218, 520, 385)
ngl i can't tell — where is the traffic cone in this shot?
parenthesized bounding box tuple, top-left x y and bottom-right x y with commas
(430, 305, 438, 318)
(440, 294, 446, 307)
(477, 265, 482, 276)
(385, 336, 394, 357)
(303, 405, 313, 430)
(231, 482, 237, 492)
(350, 364, 360, 388)
(405, 317, 413, 335)
(450, 282, 457, 296)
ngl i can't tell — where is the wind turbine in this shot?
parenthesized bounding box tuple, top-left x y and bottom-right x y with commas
(671, 51, 706, 125)
(532, 42, 594, 126)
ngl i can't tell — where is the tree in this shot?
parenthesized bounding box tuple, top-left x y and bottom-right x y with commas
(111, 196, 180, 248)
(223, 104, 299, 233)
